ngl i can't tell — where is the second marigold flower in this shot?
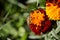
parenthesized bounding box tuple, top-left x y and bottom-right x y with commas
(46, 2, 60, 20)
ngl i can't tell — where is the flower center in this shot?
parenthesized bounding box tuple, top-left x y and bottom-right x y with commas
(30, 10, 45, 26)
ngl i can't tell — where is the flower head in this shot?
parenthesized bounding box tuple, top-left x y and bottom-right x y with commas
(46, 2, 60, 20)
(29, 9, 52, 35)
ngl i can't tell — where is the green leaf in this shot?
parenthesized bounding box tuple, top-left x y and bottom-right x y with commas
(0, 22, 17, 37)
(16, 16, 25, 27)
(18, 27, 26, 37)
(20, 32, 28, 40)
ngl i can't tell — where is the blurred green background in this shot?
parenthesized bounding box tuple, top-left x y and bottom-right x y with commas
(0, 0, 45, 40)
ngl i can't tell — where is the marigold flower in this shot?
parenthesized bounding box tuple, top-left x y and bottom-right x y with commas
(46, 2, 60, 20)
(29, 9, 52, 35)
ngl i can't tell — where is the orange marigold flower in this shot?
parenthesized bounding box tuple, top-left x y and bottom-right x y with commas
(46, 2, 60, 20)
(29, 9, 52, 35)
